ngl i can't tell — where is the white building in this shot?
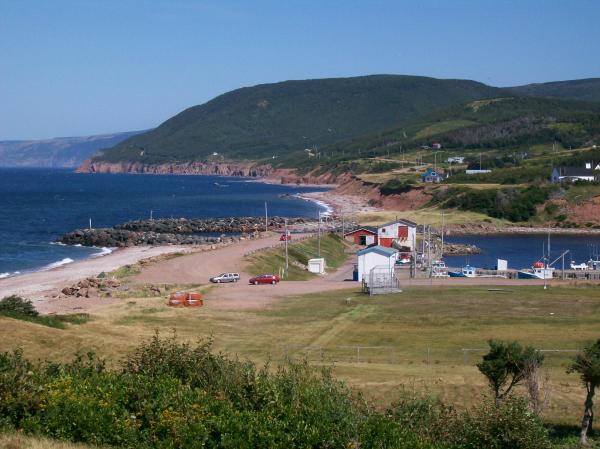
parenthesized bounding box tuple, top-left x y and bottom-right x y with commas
(356, 246, 398, 285)
(377, 219, 417, 251)
(465, 169, 492, 175)
(551, 167, 597, 183)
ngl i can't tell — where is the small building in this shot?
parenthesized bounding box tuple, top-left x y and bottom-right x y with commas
(344, 227, 378, 246)
(357, 245, 398, 285)
(432, 142, 442, 150)
(308, 258, 326, 274)
(447, 156, 465, 164)
(421, 168, 445, 183)
(377, 219, 417, 250)
(551, 167, 598, 183)
(465, 169, 492, 175)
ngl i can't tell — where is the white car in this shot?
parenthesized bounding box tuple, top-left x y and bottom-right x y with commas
(209, 272, 240, 283)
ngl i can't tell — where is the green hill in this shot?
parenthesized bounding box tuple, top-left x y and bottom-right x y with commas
(313, 96, 600, 159)
(93, 75, 502, 164)
(509, 78, 600, 103)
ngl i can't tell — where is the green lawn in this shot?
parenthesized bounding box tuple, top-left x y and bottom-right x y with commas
(244, 233, 350, 280)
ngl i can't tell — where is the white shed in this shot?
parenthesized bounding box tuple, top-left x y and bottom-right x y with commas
(357, 246, 398, 285)
(308, 258, 326, 274)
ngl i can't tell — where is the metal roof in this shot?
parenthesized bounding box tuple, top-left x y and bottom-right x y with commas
(379, 218, 418, 228)
(343, 226, 378, 235)
(356, 245, 398, 257)
(556, 167, 596, 177)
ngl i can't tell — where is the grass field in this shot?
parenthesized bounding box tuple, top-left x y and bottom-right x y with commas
(244, 234, 350, 280)
(0, 434, 101, 449)
(356, 206, 509, 227)
(1, 284, 599, 428)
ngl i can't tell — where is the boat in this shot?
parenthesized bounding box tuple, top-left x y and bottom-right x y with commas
(431, 260, 449, 277)
(448, 265, 477, 278)
(571, 261, 589, 271)
(517, 261, 554, 279)
(395, 253, 412, 265)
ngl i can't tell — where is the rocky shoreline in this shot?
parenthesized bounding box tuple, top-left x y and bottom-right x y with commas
(446, 224, 600, 235)
(60, 217, 315, 247)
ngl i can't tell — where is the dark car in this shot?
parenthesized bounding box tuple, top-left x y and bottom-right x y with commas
(249, 274, 280, 285)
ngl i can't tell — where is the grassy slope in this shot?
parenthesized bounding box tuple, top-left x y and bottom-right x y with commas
(94, 75, 502, 163)
(1, 285, 598, 426)
(244, 234, 350, 280)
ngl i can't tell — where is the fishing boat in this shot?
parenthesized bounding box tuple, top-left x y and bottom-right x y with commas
(517, 261, 554, 279)
(448, 265, 477, 278)
(431, 260, 449, 277)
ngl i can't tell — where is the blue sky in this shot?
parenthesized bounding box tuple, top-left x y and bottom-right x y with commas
(1, 0, 599, 140)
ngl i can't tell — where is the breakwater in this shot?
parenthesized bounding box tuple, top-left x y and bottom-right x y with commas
(60, 217, 314, 247)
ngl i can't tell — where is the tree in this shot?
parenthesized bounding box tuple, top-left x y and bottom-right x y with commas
(477, 340, 544, 403)
(568, 339, 600, 445)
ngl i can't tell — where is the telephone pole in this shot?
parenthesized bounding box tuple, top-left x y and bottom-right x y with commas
(264, 202, 268, 232)
(284, 218, 289, 276)
(318, 211, 321, 257)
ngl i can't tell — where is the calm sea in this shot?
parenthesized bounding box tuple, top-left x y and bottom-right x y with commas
(0, 168, 329, 276)
(444, 234, 600, 270)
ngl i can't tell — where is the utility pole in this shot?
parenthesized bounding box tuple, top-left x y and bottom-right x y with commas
(318, 211, 321, 257)
(479, 153, 482, 171)
(441, 212, 445, 260)
(284, 218, 289, 276)
(89, 218, 92, 230)
(264, 202, 268, 232)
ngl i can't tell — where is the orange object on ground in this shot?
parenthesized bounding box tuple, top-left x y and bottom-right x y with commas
(168, 291, 203, 307)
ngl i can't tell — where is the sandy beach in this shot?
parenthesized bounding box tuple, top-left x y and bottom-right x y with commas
(0, 245, 192, 302)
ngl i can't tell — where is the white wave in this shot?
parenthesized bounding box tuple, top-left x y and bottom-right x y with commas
(74, 243, 82, 247)
(91, 247, 114, 258)
(49, 241, 67, 246)
(293, 194, 334, 217)
(0, 271, 21, 279)
(42, 258, 75, 271)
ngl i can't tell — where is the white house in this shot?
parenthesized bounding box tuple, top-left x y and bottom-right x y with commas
(465, 169, 492, 175)
(551, 167, 597, 183)
(447, 156, 465, 164)
(357, 246, 398, 285)
(377, 219, 417, 251)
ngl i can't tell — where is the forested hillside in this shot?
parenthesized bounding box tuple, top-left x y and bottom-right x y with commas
(92, 75, 502, 164)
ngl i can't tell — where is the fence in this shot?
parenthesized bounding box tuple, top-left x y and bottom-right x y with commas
(279, 345, 580, 367)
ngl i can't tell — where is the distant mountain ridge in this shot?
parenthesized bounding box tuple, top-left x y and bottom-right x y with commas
(93, 75, 503, 164)
(0, 131, 145, 168)
(89, 75, 600, 167)
(510, 78, 600, 103)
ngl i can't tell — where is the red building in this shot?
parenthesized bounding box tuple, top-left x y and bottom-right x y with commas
(377, 219, 417, 250)
(344, 227, 378, 246)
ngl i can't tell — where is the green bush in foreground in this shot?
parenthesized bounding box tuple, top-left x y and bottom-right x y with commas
(0, 295, 90, 329)
(0, 335, 553, 449)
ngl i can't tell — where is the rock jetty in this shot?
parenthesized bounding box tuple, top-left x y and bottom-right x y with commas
(59, 217, 313, 247)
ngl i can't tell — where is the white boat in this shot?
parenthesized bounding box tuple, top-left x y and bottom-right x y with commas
(518, 262, 554, 280)
(571, 261, 589, 271)
(431, 260, 449, 277)
(448, 265, 477, 278)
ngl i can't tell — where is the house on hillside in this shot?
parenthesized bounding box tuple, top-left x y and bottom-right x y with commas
(356, 245, 398, 285)
(421, 168, 445, 183)
(377, 219, 417, 251)
(432, 142, 442, 150)
(551, 166, 598, 183)
(447, 156, 465, 164)
(344, 227, 378, 246)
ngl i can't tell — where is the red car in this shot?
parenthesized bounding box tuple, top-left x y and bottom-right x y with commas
(249, 274, 280, 285)
(279, 233, 292, 241)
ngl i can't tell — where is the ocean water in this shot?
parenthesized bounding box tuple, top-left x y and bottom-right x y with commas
(444, 234, 600, 270)
(0, 168, 329, 276)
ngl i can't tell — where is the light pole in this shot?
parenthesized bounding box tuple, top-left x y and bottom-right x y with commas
(284, 218, 289, 276)
(434, 151, 441, 173)
(264, 202, 268, 232)
(318, 211, 321, 257)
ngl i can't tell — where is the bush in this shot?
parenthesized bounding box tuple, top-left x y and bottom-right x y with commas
(0, 336, 556, 449)
(0, 295, 38, 317)
(380, 179, 412, 196)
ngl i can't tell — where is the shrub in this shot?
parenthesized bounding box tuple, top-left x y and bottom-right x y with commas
(0, 295, 38, 317)
(380, 179, 412, 196)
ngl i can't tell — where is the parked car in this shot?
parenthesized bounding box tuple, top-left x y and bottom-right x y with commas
(209, 272, 240, 283)
(249, 274, 280, 285)
(279, 233, 292, 241)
